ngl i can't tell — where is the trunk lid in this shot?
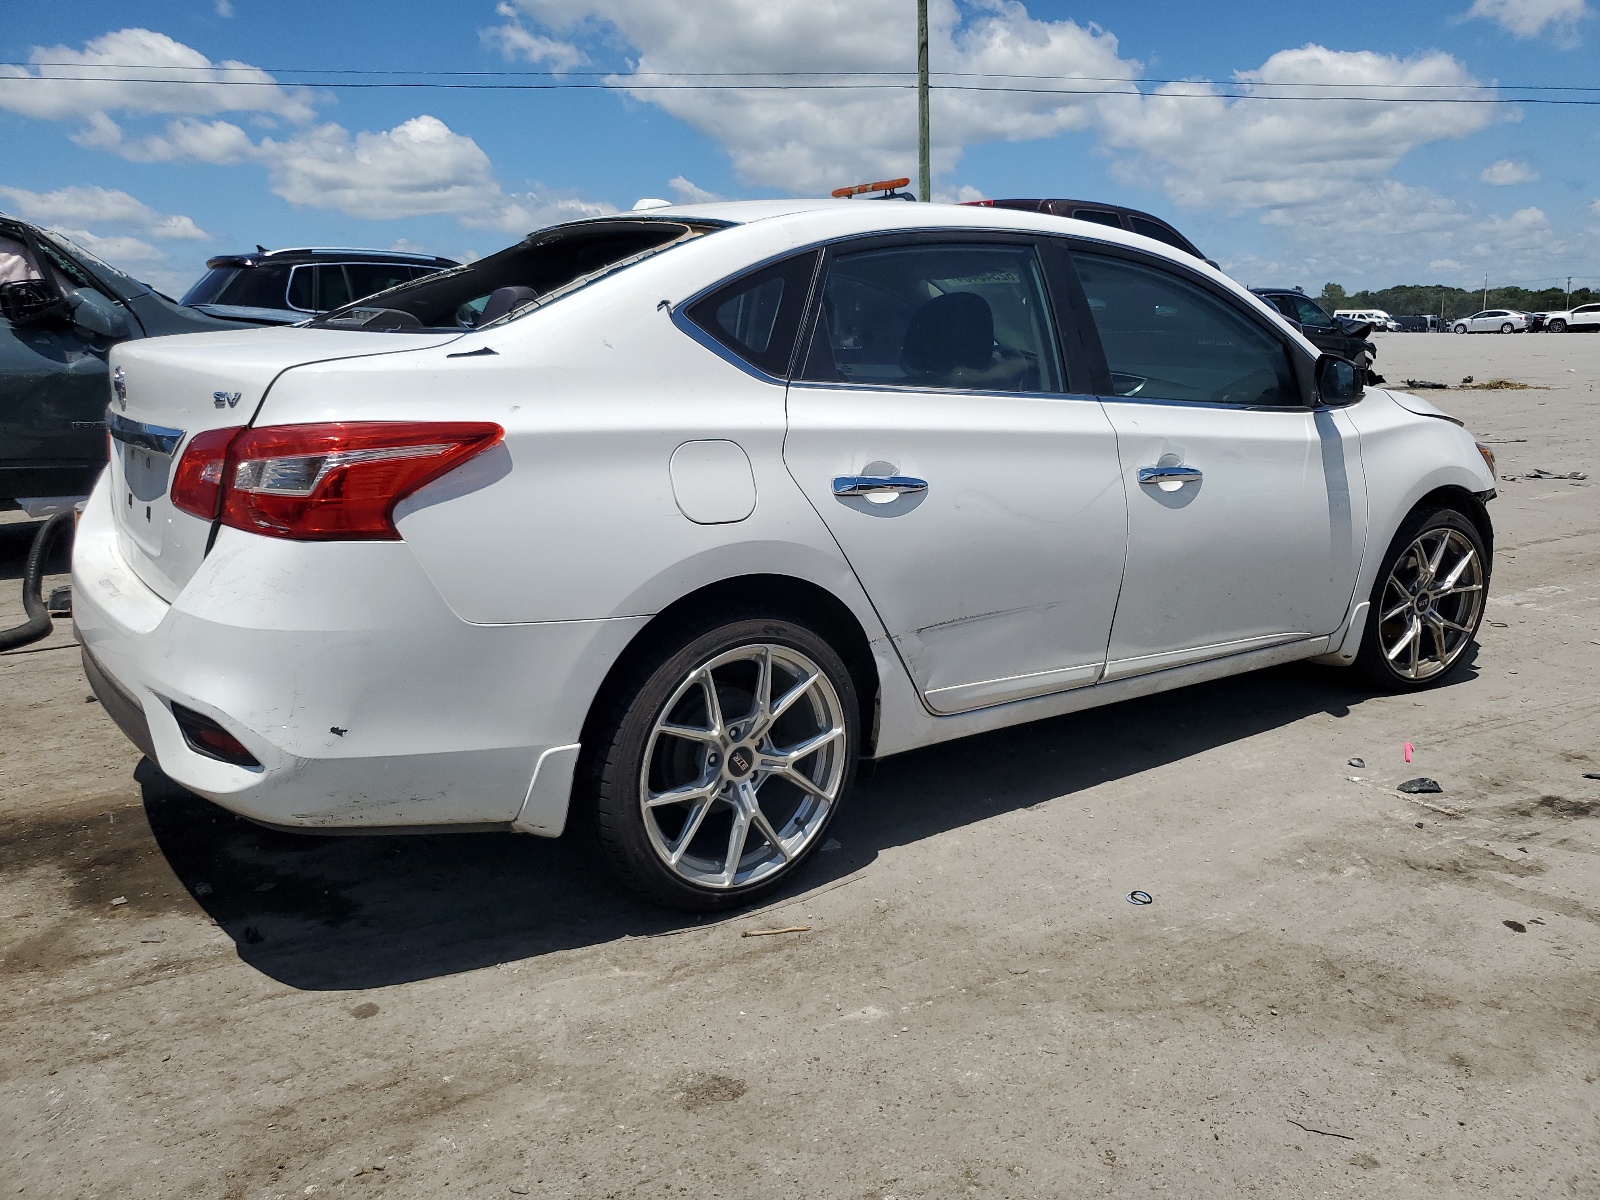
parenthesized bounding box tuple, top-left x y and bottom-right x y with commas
(106, 326, 460, 600)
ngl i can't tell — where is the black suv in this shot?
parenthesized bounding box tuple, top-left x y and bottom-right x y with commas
(181, 247, 458, 325)
(964, 198, 1208, 261)
(1, 215, 241, 504)
(1250, 288, 1379, 381)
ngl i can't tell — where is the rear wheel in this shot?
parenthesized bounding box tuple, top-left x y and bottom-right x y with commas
(1355, 507, 1488, 691)
(1500, 322, 1515, 334)
(588, 613, 859, 911)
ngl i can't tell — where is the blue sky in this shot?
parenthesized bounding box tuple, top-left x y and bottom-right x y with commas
(2, 0, 1596, 296)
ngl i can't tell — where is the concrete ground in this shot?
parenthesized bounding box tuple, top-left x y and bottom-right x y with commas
(2, 331, 1597, 1199)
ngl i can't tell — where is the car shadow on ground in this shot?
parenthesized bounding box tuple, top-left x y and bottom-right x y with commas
(136, 652, 1479, 992)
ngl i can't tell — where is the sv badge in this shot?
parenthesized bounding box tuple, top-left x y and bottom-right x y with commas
(213, 391, 242, 409)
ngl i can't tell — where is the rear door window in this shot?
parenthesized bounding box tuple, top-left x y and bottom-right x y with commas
(216, 262, 293, 309)
(797, 241, 1062, 393)
(1072, 250, 1298, 407)
(1070, 208, 1125, 230)
(345, 262, 415, 302)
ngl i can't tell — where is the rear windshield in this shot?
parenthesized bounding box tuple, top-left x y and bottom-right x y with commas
(310, 219, 718, 333)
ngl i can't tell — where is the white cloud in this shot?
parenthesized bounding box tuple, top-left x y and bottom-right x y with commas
(84, 115, 258, 163)
(216, 0, 234, 15)
(1481, 158, 1538, 185)
(1463, 0, 1591, 44)
(51, 228, 166, 264)
(668, 176, 723, 203)
(0, 185, 209, 239)
(501, 0, 1135, 191)
(483, 2, 588, 70)
(1098, 45, 1496, 214)
(0, 27, 313, 124)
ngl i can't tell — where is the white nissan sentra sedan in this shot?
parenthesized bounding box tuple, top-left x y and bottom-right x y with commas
(75, 200, 1497, 909)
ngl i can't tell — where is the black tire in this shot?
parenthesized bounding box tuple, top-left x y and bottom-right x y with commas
(1453, 324, 1467, 334)
(586, 610, 860, 911)
(1549, 319, 1566, 333)
(1354, 506, 1489, 691)
(1500, 322, 1514, 334)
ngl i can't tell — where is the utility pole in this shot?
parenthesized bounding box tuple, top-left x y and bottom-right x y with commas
(1483, 271, 1488, 310)
(1567, 275, 1573, 310)
(917, 0, 930, 203)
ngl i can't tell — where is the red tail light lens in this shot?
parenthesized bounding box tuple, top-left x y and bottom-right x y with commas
(172, 427, 244, 519)
(218, 421, 502, 540)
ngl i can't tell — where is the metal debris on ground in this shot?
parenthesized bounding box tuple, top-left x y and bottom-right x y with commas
(1524, 468, 1587, 480)
(1348, 757, 1366, 769)
(1126, 890, 1153, 905)
(740, 925, 811, 938)
(1397, 777, 1442, 793)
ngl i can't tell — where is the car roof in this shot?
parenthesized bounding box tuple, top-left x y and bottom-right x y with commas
(610, 198, 1210, 262)
(205, 247, 458, 269)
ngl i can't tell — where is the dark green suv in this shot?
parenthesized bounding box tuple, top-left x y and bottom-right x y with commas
(0, 215, 239, 505)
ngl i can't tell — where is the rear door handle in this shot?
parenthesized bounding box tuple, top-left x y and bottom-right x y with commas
(1137, 465, 1202, 485)
(832, 475, 929, 498)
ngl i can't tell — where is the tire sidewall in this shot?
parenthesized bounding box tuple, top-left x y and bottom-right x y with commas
(1355, 506, 1489, 690)
(593, 615, 860, 911)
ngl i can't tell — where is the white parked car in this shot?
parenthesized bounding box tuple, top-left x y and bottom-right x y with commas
(1335, 308, 1399, 331)
(75, 201, 1498, 909)
(1451, 309, 1528, 334)
(1543, 303, 1600, 333)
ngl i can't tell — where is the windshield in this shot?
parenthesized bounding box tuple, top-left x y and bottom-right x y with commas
(310, 218, 720, 333)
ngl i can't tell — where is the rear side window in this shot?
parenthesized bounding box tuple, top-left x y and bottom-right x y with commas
(797, 241, 1061, 393)
(288, 265, 355, 312)
(180, 267, 239, 306)
(1071, 208, 1124, 230)
(685, 250, 817, 378)
(1127, 215, 1192, 255)
(1073, 250, 1298, 407)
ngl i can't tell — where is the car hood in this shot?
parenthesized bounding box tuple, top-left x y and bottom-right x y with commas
(1381, 388, 1464, 427)
(188, 302, 308, 326)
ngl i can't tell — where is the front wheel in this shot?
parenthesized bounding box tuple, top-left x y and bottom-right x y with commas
(588, 613, 859, 910)
(1549, 319, 1567, 333)
(1355, 508, 1488, 690)
(1453, 324, 1468, 334)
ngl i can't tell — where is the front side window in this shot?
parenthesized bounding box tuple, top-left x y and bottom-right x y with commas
(797, 242, 1061, 393)
(1287, 294, 1335, 329)
(1073, 250, 1299, 407)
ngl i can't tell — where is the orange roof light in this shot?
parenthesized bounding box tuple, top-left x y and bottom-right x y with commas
(831, 178, 913, 199)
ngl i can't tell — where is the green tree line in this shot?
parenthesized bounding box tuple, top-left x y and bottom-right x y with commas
(1314, 282, 1596, 321)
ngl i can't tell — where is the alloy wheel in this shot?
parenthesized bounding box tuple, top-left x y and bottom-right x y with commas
(638, 643, 848, 890)
(1375, 527, 1485, 681)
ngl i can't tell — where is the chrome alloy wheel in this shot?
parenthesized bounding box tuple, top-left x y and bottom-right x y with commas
(1376, 527, 1485, 680)
(638, 644, 848, 890)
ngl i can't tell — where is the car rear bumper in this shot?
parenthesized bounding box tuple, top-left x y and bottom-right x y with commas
(71, 476, 646, 833)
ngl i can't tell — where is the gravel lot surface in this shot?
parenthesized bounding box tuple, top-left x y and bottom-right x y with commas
(2, 331, 1597, 1199)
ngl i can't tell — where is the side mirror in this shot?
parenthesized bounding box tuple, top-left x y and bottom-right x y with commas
(1316, 354, 1363, 405)
(68, 288, 131, 339)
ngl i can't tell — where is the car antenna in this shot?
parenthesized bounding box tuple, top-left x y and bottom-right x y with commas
(831, 177, 916, 202)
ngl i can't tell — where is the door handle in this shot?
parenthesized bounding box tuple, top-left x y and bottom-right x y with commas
(1137, 465, 1202, 486)
(832, 475, 929, 498)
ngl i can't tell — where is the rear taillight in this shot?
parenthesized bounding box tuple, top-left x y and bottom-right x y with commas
(172, 427, 244, 520)
(171, 421, 502, 540)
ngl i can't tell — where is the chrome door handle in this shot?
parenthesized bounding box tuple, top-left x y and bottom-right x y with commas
(1137, 465, 1203, 486)
(832, 475, 929, 498)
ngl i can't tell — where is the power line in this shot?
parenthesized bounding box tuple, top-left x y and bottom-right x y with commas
(3, 73, 1600, 102)
(5, 62, 1599, 93)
